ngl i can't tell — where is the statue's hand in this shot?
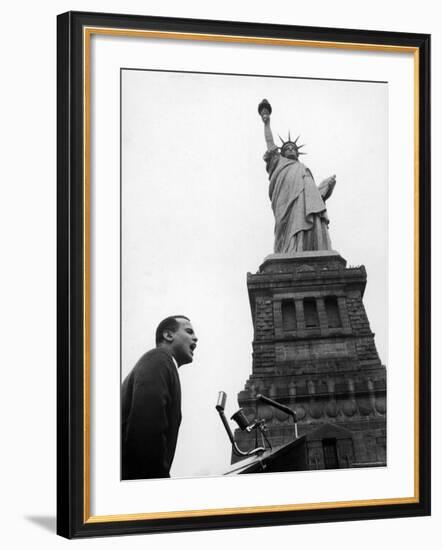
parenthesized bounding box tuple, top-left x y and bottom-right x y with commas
(258, 99, 272, 124)
(260, 109, 271, 124)
(318, 175, 336, 201)
(261, 113, 270, 124)
(324, 175, 336, 187)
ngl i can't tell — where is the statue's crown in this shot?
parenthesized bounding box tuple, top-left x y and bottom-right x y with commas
(279, 132, 306, 156)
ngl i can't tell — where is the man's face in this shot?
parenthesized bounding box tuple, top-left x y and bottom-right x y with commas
(169, 318, 198, 366)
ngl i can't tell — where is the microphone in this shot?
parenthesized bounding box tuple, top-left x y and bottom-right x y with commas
(216, 391, 227, 412)
(256, 394, 297, 422)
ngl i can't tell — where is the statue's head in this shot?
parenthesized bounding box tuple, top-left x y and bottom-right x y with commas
(281, 142, 299, 160)
(280, 133, 305, 160)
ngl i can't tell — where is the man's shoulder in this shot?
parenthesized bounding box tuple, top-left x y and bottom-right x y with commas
(136, 348, 174, 369)
(123, 349, 175, 388)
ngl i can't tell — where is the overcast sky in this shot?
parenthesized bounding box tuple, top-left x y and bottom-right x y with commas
(121, 68, 388, 478)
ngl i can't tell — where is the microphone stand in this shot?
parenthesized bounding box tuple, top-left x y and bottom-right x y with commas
(216, 392, 265, 457)
(256, 394, 299, 439)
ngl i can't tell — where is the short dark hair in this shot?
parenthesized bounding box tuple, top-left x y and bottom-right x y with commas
(155, 315, 190, 345)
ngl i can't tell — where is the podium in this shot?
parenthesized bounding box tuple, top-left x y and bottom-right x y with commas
(225, 436, 308, 475)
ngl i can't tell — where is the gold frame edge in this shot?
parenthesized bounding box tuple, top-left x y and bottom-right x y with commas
(82, 26, 421, 524)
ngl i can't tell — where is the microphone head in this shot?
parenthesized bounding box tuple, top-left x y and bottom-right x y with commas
(216, 391, 227, 412)
(231, 409, 250, 431)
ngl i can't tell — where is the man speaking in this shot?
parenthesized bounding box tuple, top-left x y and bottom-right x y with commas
(121, 316, 198, 480)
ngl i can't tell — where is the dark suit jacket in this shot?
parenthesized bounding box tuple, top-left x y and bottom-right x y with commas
(121, 349, 182, 480)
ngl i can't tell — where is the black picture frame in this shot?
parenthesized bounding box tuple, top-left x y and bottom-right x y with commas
(57, 10, 431, 539)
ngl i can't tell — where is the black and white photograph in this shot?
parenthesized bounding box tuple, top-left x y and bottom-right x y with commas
(120, 69, 388, 480)
(55, 10, 430, 539)
(0, 0, 436, 546)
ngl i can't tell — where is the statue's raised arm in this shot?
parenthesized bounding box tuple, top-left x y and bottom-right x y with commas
(258, 99, 276, 152)
(257, 99, 337, 254)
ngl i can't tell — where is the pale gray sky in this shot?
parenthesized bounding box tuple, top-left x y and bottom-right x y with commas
(121, 69, 388, 478)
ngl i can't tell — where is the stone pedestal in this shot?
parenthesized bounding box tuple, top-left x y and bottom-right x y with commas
(232, 251, 386, 470)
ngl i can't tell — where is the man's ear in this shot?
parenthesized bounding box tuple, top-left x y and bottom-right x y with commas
(162, 329, 174, 343)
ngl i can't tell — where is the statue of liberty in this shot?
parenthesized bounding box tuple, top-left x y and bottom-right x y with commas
(258, 99, 336, 254)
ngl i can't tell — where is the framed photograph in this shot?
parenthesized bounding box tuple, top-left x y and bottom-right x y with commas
(57, 11, 430, 538)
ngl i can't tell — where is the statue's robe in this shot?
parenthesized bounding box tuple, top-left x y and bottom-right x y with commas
(264, 147, 334, 253)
